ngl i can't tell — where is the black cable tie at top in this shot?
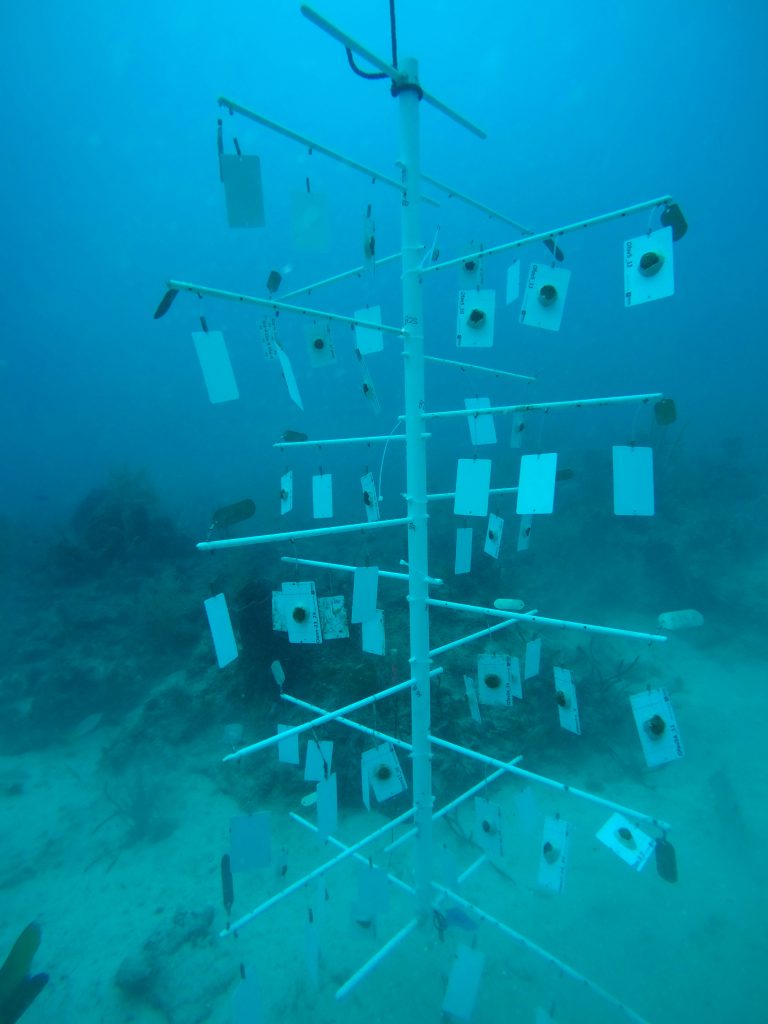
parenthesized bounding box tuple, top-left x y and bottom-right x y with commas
(390, 81, 423, 101)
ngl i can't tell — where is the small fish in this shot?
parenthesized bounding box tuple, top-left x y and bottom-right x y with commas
(282, 429, 308, 443)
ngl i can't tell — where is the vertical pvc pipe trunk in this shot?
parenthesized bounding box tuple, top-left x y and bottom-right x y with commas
(396, 57, 433, 916)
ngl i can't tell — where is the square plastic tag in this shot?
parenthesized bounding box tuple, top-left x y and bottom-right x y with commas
(259, 317, 279, 361)
(474, 796, 504, 857)
(355, 305, 383, 354)
(230, 812, 272, 872)
(519, 265, 571, 331)
(465, 397, 497, 445)
(291, 190, 329, 252)
(192, 331, 239, 404)
(597, 813, 655, 871)
(624, 225, 674, 306)
(360, 472, 381, 521)
(537, 815, 570, 894)
(630, 688, 684, 767)
(362, 609, 385, 655)
(361, 743, 407, 802)
(517, 514, 533, 550)
(455, 527, 473, 574)
(516, 453, 558, 515)
(464, 675, 482, 723)
(554, 666, 580, 734)
(204, 593, 238, 668)
(454, 459, 492, 517)
(484, 514, 503, 559)
(312, 473, 333, 519)
(276, 345, 303, 410)
(307, 325, 336, 367)
(613, 446, 655, 516)
(318, 596, 349, 639)
(506, 261, 521, 304)
(351, 566, 379, 624)
(456, 289, 496, 347)
(305, 739, 333, 782)
(221, 153, 265, 228)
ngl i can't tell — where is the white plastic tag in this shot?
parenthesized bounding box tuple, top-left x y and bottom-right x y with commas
(259, 318, 279, 361)
(477, 653, 521, 705)
(281, 581, 322, 644)
(351, 566, 379, 624)
(361, 743, 407, 802)
(624, 226, 674, 307)
(316, 772, 338, 838)
(204, 593, 238, 668)
(510, 412, 526, 448)
(277, 724, 300, 765)
(537, 815, 570, 894)
(524, 638, 542, 679)
(506, 261, 521, 304)
(362, 609, 385, 655)
(291, 189, 329, 252)
(220, 153, 265, 228)
(630, 688, 684, 767)
(307, 324, 336, 367)
(464, 675, 482, 724)
(360, 472, 381, 522)
(484, 514, 503, 559)
(312, 473, 333, 519)
(517, 514, 533, 550)
(465, 397, 497, 445)
(230, 812, 272, 871)
(233, 969, 264, 1024)
(554, 666, 580, 734)
(613, 446, 655, 516)
(456, 288, 496, 347)
(519, 264, 571, 331)
(516, 453, 558, 514)
(318, 596, 349, 639)
(276, 345, 303, 410)
(280, 470, 293, 516)
(354, 305, 383, 354)
(474, 797, 503, 857)
(305, 739, 333, 782)
(597, 813, 655, 871)
(192, 331, 239, 404)
(454, 459, 492, 517)
(442, 945, 486, 1023)
(355, 349, 381, 413)
(455, 527, 473, 574)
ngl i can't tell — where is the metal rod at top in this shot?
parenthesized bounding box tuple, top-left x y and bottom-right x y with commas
(300, 5, 486, 138)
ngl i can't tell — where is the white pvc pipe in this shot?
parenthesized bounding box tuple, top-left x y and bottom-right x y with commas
(427, 598, 668, 646)
(424, 354, 536, 382)
(428, 733, 671, 831)
(422, 196, 674, 275)
(167, 278, 406, 335)
(220, 805, 417, 937)
(282, 252, 403, 298)
(416, 391, 666, 422)
(383, 760, 520, 853)
(427, 485, 518, 502)
(280, 555, 443, 586)
(273, 433, 408, 448)
(281, 692, 414, 753)
(223, 677, 415, 763)
(198, 516, 411, 551)
(431, 881, 649, 1024)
